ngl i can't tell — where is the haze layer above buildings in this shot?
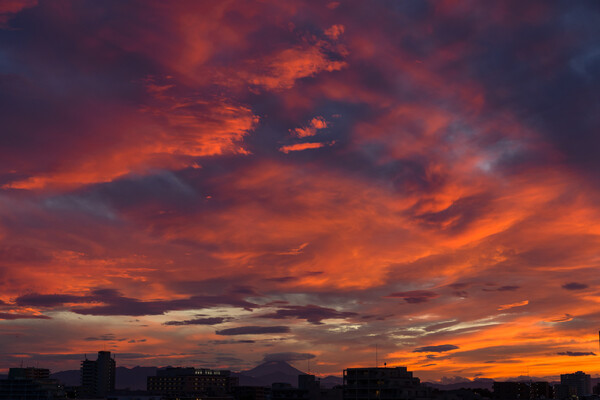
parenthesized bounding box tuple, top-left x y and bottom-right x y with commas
(0, 0, 599, 381)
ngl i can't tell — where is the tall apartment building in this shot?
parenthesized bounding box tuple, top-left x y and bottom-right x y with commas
(81, 351, 116, 398)
(343, 367, 430, 400)
(557, 371, 591, 399)
(147, 367, 238, 399)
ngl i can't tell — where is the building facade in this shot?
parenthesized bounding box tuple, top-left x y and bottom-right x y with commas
(343, 367, 430, 400)
(557, 371, 591, 399)
(81, 350, 116, 398)
(147, 367, 238, 399)
(0, 367, 65, 400)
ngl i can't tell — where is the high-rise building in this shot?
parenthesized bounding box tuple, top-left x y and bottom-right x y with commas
(558, 371, 591, 399)
(343, 367, 430, 400)
(80, 351, 116, 398)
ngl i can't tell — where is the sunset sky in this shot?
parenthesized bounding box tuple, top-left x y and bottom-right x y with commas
(1, 0, 600, 382)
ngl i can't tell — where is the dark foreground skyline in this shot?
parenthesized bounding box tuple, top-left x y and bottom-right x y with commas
(2, 354, 598, 396)
(1, 0, 600, 380)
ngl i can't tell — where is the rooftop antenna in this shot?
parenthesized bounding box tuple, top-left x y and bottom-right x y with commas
(376, 344, 378, 368)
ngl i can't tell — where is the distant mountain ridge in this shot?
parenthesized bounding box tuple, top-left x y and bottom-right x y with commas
(424, 378, 495, 391)
(235, 361, 306, 386)
(48, 361, 340, 390)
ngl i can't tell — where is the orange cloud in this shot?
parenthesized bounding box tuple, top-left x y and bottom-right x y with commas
(238, 45, 347, 90)
(279, 142, 333, 153)
(5, 93, 258, 190)
(498, 300, 529, 311)
(324, 24, 345, 40)
(291, 116, 329, 138)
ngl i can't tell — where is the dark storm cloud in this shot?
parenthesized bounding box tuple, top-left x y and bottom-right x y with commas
(562, 282, 588, 290)
(448, 282, 470, 290)
(15, 293, 87, 307)
(215, 326, 291, 336)
(263, 352, 316, 362)
(44, 171, 199, 219)
(264, 271, 324, 283)
(557, 351, 596, 357)
(166, 276, 263, 297)
(15, 289, 257, 316)
(208, 340, 255, 345)
(457, 2, 600, 175)
(482, 285, 520, 292)
(0, 312, 50, 320)
(484, 360, 521, 364)
(265, 276, 297, 283)
(414, 345, 459, 353)
(386, 290, 438, 304)
(256, 304, 357, 325)
(84, 333, 126, 341)
(164, 317, 228, 326)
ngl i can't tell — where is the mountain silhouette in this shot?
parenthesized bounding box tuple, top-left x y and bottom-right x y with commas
(243, 361, 305, 378)
(235, 361, 306, 387)
(236, 361, 342, 388)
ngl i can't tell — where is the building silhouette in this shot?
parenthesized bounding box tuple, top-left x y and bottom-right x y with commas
(81, 351, 116, 398)
(0, 367, 65, 400)
(557, 371, 591, 399)
(493, 381, 552, 400)
(234, 385, 271, 400)
(343, 367, 430, 400)
(147, 367, 238, 399)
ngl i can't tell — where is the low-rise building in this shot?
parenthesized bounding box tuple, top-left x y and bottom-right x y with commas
(0, 367, 66, 400)
(343, 367, 431, 400)
(147, 367, 238, 399)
